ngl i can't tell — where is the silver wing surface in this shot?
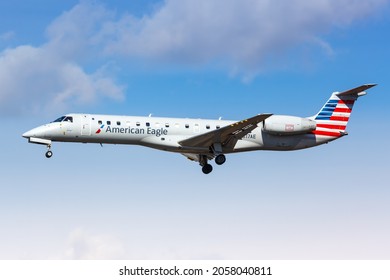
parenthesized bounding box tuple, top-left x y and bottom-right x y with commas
(179, 113, 272, 151)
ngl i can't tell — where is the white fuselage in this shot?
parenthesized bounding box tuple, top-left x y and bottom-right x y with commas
(22, 84, 375, 174)
(23, 113, 328, 154)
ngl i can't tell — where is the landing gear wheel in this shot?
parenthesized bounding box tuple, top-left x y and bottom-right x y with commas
(45, 151, 53, 158)
(202, 164, 213, 174)
(215, 154, 226, 165)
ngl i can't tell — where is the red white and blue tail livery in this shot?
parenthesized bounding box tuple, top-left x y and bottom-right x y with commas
(310, 84, 376, 140)
(23, 84, 377, 174)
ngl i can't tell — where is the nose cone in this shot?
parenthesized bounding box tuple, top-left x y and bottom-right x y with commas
(22, 130, 32, 138)
(22, 126, 46, 139)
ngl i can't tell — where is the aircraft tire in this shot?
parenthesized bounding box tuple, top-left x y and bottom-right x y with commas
(45, 151, 53, 158)
(202, 164, 213, 174)
(215, 154, 226, 165)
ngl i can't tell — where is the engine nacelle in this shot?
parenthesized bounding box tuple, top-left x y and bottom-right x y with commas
(263, 115, 316, 135)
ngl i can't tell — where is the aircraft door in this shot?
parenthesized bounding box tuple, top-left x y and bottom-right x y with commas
(81, 114, 91, 135)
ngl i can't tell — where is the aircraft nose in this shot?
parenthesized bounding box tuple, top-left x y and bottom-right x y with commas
(22, 130, 32, 138)
(22, 126, 46, 138)
(22, 129, 35, 138)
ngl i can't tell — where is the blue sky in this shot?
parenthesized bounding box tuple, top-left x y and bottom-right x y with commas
(1, 0, 390, 259)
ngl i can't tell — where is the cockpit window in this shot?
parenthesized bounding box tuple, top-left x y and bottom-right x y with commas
(63, 116, 73, 123)
(52, 116, 73, 123)
(52, 116, 66, 123)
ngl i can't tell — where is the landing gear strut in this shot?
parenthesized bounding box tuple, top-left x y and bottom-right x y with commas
(200, 155, 213, 174)
(45, 145, 53, 158)
(198, 153, 227, 174)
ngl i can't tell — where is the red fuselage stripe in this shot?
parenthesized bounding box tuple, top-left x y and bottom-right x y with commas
(316, 124, 347, 130)
(311, 130, 341, 137)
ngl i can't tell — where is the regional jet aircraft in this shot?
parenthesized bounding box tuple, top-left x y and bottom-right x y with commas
(23, 84, 376, 174)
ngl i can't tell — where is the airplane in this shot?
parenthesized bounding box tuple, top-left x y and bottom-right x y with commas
(23, 84, 376, 174)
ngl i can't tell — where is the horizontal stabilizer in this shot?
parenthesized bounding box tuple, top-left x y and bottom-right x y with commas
(336, 84, 377, 96)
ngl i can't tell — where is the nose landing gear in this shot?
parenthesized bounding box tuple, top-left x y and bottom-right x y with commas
(45, 145, 53, 158)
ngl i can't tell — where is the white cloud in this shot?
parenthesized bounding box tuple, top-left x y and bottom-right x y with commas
(0, 2, 124, 116)
(64, 228, 125, 260)
(102, 0, 387, 72)
(0, 0, 386, 116)
(0, 44, 124, 116)
(45, 2, 113, 61)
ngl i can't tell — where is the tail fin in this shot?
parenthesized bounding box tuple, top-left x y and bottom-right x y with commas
(310, 84, 376, 138)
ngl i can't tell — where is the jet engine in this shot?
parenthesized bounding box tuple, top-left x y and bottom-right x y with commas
(262, 115, 316, 135)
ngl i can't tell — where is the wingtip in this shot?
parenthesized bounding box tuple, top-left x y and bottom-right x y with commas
(364, 83, 377, 88)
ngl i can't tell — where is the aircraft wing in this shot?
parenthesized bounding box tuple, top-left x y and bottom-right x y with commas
(178, 113, 272, 150)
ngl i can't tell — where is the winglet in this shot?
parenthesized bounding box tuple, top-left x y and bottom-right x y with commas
(336, 84, 377, 96)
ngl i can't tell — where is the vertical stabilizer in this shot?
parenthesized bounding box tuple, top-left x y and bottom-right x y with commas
(310, 84, 376, 138)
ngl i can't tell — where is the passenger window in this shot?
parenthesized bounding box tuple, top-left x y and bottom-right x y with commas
(107, 121, 111, 125)
(206, 125, 210, 129)
(136, 122, 140, 126)
(98, 120, 102, 125)
(185, 124, 189, 128)
(146, 122, 150, 127)
(165, 123, 169, 128)
(117, 121, 121, 125)
(216, 125, 220, 129)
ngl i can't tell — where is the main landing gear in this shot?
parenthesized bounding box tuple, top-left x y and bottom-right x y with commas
(199, 154, 226, 174)
(215, 154, 226, 165)
(199, 155, 213, 174)
(202, 164, 213, 174)
(45, 145, 53, 158)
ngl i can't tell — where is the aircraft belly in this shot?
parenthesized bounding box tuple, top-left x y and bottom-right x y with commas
(260, 133, 318, 151)
(233, 139, 263, 152)
(53, 132, 144, 144)
(140, 136, 181, 150)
